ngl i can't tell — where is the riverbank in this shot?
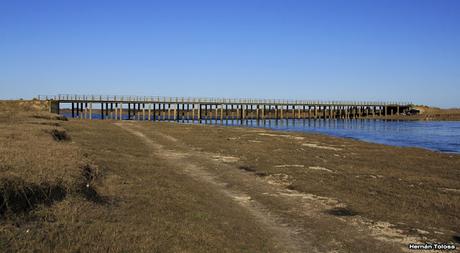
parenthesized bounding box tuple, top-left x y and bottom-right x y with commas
(411, 106, 460, 121)
(1, 102, 459, 252)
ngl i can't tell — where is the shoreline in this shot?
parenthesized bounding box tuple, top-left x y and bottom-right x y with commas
(169, 118, 460, 154)
(169, 119, 460, 153)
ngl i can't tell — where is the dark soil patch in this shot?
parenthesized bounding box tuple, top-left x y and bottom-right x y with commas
(50, 129, 71, 141)
(238, 165, 256, 172)
(79, 185, 107, 204)
(33, 114, 67, 121)
(453, 235, 460, 243)
(75, 165, 107, 204)
(325, 207, 358, 217)
(255, 171, 268, 177)
(0, 178, 66, 217)
(286, 185, 296, 190)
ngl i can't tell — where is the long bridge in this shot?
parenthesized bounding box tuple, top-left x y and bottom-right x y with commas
(38, 94, 413, 121)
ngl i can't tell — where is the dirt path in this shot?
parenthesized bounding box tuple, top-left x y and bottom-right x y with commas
(116, 122, 423, 253)
(116, 122, 309, 252)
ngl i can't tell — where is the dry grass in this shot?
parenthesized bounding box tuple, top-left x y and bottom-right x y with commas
(0, 101, 278, 252)
(148, 122, 460, 244)
(410, 106, 460, 120)
(0, 101, 83, 194)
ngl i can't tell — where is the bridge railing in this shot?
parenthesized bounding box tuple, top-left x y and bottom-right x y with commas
(36, 94, 412, 106)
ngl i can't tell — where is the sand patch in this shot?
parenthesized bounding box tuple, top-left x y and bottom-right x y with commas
(233, 195, 252, 203)
(274, 164, 305, 168)
(258, 133, 304, 140)
(352, 220, 425, 250)
(302, 143, 342, 151)
(163, 135, 178, 142)
(162, 151, 189, 159)
(307, 166, 333, 173)
(212, 155, 240, 163)
(439, 188, 460, 194)
(278, 190, 340, 206)
(265, 173, 292, 187)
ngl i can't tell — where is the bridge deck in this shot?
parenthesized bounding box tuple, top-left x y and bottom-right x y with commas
(37, 94, 411, 107)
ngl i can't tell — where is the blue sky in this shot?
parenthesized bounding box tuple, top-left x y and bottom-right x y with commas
(1, 0, 459, 107)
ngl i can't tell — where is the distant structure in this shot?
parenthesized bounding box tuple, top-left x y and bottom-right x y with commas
(38, 94, 413, 121)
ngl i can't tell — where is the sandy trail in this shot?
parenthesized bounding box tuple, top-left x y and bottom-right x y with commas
(116, 122, 423, 253)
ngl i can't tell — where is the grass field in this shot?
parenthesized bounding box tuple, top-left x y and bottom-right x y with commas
(0, 101, 459, 252)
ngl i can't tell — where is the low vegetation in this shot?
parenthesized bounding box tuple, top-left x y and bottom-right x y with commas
(149, 121, 460, 244)
(0, 101, 277, 252)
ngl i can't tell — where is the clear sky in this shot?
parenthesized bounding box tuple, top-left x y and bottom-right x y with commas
(1, 0, 459, 107)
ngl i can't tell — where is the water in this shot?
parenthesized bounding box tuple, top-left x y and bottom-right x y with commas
(192, 119, 460, 153)
(218, 119, 460, 153)
(63, 113, 460, 153)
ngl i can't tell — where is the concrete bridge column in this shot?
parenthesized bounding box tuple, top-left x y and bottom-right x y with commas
(261, 105, 265, 120)
(191, 104, 195, 121)
(119, 103, 122, 120)
(173, 104, 177, 121)
(236, 105, 239, 120)
(220, 104, 224, 122)
(148, 104, 151, 121)
(113, 103, 117, 120)
(142, 103, 146, 120)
